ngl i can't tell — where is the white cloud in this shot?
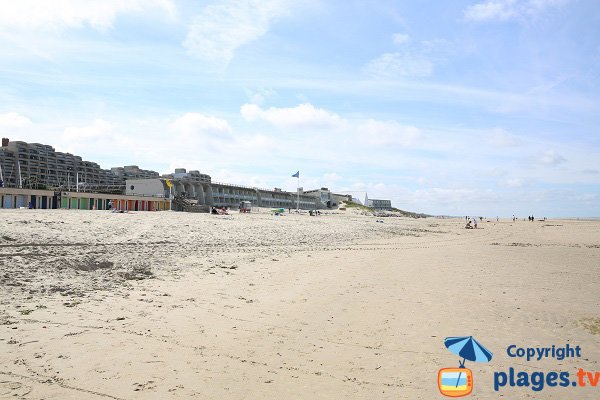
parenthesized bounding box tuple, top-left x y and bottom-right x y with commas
(538, 150, 566, 166)
(392, 33, 410, 45)
(245, 88, 276, 105)
(502, 178, 526, 187)
(208, 168, 273, 188)
(323, 172, 341, 182)
(365, 52, 434, 78)
(183, 0, 291, 66)
(169, 113, 232, 141)
(0, 112, 33, 128)
(168, 112, 278, 157)
(488, 127, 523, 147)
(240, 103, 345, 129)
(241, 102, 422, 150)
(464, 0, 568, 22)
(0, 0, 175, 32)
(63, 119, 113, 140)
(464, 1, 518, 21)
(359, 119, 421, 147)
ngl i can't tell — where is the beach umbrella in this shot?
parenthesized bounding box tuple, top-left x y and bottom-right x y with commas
(444, 336, 493, 364)
(444, 336, 493, 387)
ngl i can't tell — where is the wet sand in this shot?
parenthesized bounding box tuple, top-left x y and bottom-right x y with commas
(1, 210, 598, 399)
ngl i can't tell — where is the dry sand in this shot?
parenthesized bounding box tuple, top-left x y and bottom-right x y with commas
(0, 209, 598, 399)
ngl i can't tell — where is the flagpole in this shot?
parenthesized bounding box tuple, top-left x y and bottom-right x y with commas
(296, 175, 300, 212)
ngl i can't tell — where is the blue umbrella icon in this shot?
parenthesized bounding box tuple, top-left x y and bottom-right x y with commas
(444, 336, 493, 387)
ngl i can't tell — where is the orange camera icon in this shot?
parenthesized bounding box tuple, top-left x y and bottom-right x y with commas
(438, 367, 473, 397)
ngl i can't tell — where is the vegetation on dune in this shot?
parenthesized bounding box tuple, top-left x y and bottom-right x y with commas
(342, 200, 374, 212)
(341, 201, 430, 218)
(389, 207, 431, 219)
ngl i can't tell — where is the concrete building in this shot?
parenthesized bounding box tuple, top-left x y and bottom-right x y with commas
(0, 138, 359, 213)
(367, 198, 393, 210)
(0, 138, 158, 192)
(111, 165, 159, 181)
(127, 169, 320, 210)
(302, 187, 352, 209)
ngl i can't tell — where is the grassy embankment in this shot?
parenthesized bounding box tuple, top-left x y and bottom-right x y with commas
(342, 201, 430, 218)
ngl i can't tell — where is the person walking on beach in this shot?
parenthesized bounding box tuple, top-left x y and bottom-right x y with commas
(472, 217, 478, 229)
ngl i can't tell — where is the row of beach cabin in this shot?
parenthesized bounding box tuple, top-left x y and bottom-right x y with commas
(0, 188, 170, 211)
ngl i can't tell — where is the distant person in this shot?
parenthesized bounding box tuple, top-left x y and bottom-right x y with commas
(465, 220, 472, 229)
(531, 215, 534, 221)
(479, 216, 483, 222)
(512, 215, 516, 222)
(28, 201, 33, 209)
(472, 217, 478, 229)
(496, 216, 499, 222)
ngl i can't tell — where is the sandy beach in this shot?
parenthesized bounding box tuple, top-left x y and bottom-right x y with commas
(0, 210, 598, 399)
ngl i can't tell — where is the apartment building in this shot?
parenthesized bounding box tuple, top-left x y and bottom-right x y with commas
(0, 138, 158, 192)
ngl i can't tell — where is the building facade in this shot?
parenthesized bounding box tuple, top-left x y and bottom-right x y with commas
(0, 138, 158, 192)
(126, 169, 320, 210)
(367, 198, 393, 210)
(1, 138, 378, 212)
(301, 187, 352, 208)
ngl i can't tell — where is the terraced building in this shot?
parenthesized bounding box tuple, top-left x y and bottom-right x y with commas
(0, 138, 157, 192)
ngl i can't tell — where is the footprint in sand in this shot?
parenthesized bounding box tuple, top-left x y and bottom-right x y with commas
(0, 380, 33, 397)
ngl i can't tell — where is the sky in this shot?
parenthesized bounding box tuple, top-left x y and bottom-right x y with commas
(0, 0, 598, 217)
